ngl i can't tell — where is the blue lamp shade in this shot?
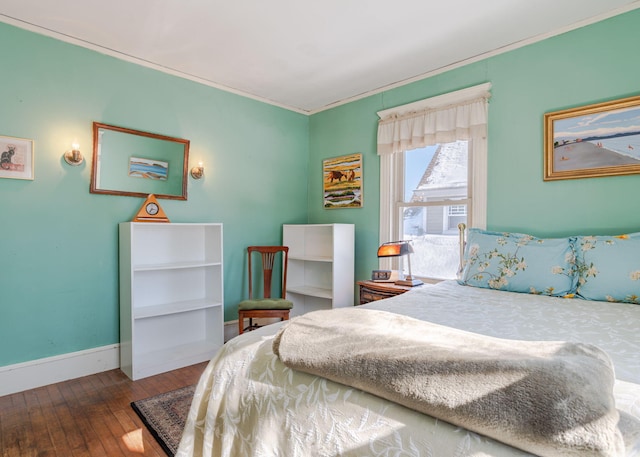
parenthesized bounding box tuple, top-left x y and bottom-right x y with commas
(377, 241, 423, 286)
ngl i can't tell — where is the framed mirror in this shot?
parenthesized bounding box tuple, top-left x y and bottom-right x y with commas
(90, 122, 190, 200)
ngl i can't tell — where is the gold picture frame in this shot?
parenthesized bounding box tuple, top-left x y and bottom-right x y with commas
(544, 95, 640, 181)
(322, 153, 362, 209)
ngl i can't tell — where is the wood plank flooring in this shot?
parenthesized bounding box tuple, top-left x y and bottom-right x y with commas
(0, 362, 208, 457)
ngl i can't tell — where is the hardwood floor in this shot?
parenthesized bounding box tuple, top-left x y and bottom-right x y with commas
(0, 362, 208, 457)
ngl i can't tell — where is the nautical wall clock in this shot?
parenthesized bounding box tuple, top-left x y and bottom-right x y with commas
(132, 194, 170, 222)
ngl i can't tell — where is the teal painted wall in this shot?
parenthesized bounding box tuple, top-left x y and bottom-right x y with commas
(309, 9, 640, 286)
(2, 9, 640, 369)
(0, 23, 309, 366)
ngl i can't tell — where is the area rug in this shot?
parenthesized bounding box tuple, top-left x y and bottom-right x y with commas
(131, 385, 195, 456)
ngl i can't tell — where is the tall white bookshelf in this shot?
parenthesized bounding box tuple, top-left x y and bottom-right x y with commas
(119, 222, 224, 380)
(283, 224, 354, 316)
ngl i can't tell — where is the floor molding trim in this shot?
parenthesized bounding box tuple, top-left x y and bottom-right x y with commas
(224, 320, 239, 342)
(0, 344, 119, 397)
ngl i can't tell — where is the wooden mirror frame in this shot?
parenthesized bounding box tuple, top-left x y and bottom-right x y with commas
(90, 122, 190, 200)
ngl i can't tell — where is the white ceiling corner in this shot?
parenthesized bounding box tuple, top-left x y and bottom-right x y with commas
(1, 1, 639, 114)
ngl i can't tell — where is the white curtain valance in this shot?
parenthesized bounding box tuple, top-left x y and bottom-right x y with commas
(377, 94, 490, 155)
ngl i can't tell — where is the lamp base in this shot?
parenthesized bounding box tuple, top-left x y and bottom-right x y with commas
(394, 278, 423, 287)
(64, 150, 83, 166)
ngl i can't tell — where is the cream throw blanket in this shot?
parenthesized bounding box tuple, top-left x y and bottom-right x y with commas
(273, 308, 640, 457)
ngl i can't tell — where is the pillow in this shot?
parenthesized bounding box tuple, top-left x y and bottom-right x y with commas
(575, 233, 640, 304)
(458, 228, 577, 296)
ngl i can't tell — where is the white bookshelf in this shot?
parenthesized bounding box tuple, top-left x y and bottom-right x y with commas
(119, 222, 224, 380)
(283, 224, 354, 316)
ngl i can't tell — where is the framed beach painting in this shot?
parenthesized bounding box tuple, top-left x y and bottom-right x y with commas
(323, 153, 363, 209)
(544, 94, 640, 180)
(128, 157, 169, 180)
(0, 135, 34, 180)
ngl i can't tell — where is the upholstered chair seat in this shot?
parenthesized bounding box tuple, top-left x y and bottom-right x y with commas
(238, 298, 293, 311)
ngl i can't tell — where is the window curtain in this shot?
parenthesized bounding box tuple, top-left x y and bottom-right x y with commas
(377, 94, 490, 156)
(377, 87, 491, 266)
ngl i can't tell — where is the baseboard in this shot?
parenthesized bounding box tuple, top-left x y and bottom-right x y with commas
(1, 322, 254, 397)
(224, 320, 239, 342)
(0, 344, 120, 397)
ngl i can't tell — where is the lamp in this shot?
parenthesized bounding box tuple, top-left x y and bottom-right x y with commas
(63, 143, 83, 166)
(190, 161, 204, 179)
(377, 241, 423, 287)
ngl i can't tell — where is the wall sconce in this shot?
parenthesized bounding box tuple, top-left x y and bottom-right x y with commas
(377, 241, 423, 286)
(63, 143, 83, 166)
(190, 161, 204, 179)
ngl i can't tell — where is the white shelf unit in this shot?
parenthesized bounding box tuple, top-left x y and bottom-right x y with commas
(119, 222, 224, 380)
(283, 224, 354, 316)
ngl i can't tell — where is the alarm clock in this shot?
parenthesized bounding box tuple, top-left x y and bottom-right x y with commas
(371, 269, 402, 282)
(371, 270, 391, 282)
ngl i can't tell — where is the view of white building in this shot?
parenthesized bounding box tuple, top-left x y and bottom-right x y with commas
(404, 140, 468, 237)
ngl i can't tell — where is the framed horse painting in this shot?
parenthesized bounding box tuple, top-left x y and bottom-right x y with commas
(322, 153, 363, 209)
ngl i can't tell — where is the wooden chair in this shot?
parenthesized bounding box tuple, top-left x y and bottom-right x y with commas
(238, 246, 293, 335)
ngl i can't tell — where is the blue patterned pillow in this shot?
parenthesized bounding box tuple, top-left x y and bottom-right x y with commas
(458, 228, 577, 296)
(575, 233, 640, 304)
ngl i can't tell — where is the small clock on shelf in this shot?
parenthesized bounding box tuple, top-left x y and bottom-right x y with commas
(145, 201, 159, 215)
(132, 194, 170, 223)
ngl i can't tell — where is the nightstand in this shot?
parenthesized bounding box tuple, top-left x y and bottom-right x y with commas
(357, 280, 418, 305)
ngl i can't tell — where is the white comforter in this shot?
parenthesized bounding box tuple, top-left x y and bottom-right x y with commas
(176, 281, 640, 457)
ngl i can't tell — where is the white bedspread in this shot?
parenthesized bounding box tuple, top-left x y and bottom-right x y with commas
(176, 281, 640, 457)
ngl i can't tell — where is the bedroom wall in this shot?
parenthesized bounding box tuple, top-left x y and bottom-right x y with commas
(0, 22, 309, 367)
(308, 8, 640, 285)
(3, 8, 639, 374)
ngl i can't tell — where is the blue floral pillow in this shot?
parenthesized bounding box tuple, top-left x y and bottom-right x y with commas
(575, 233, 640, 304)
(459, 229, 577, 296)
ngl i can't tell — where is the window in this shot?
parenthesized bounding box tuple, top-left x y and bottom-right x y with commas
(448, 205, 467, 216)
(398, 141, 469, 280)
(377, 83, 490, 282)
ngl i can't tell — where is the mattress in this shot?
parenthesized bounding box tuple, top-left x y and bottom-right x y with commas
(176, 281, 640, 457)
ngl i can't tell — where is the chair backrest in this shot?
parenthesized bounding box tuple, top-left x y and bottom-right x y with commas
(247, 246, 289, 300)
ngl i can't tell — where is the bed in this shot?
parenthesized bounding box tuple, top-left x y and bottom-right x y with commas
(176, 229, 640, 457)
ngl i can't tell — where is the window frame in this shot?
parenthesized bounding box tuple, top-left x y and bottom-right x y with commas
(378, 84, 490, 281)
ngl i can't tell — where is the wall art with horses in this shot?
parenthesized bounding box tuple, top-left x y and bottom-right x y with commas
(322, 153, 362, 209)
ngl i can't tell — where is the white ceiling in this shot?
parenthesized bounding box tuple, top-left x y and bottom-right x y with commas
(1, 1, 639, 114)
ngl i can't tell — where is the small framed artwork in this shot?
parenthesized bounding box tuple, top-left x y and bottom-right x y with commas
(544, 95, 640, 180)
(323, 153, 362, 209)
(0, 135, 34, 180)
(128, 157, 169, 181)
